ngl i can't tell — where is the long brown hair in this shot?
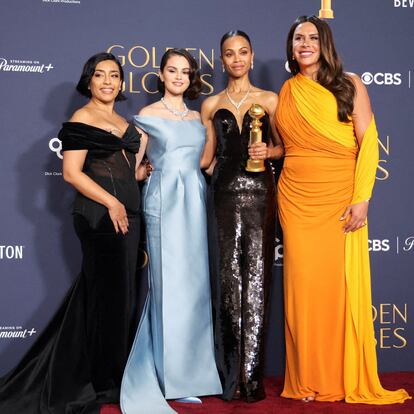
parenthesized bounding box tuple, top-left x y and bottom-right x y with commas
(286, 15, 355, 122)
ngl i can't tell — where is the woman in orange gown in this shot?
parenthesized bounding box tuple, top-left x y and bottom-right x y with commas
(275, 15, 410, 404)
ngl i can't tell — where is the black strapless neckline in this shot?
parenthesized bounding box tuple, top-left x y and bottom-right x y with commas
(213, 108, 269, 136)
(209, 108, 276, 403)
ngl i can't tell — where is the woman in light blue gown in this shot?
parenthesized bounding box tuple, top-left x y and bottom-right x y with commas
(120, 49, 222, 414)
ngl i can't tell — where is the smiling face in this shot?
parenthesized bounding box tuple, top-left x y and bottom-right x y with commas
(292, 22, 321, 75)
(159, 54, 191, 97)
(221, 35, 254, 78)
(88, 60, 122, 103)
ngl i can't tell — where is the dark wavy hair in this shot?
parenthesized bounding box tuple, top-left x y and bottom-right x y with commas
(157, 48, 202, 100)
(220, 30, 252, 53)
(286, 16, 355, 122)
(76, 52, 126, 101)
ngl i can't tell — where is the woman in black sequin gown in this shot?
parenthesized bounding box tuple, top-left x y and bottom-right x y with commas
(0, 53, 146, 414)
(201, 31, 284, 402)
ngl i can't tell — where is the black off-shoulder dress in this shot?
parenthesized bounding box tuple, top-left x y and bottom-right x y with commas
(0, 122, 141, 414)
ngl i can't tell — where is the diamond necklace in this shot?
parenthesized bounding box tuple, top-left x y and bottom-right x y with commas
(160, 97, 189, 119)
(225, 85, 252, 113)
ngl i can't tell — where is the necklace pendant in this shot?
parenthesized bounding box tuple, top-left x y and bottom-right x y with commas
(226, 86, 252, 115)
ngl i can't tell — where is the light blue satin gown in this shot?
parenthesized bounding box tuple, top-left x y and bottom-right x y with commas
(120, 115, 222, 414)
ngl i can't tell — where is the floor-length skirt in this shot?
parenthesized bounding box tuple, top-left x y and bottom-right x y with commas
(0, 213, 140, 414)
(279, 153, 354, 401)
(209, 168, 276, 402)
(121, 169, 222, 414)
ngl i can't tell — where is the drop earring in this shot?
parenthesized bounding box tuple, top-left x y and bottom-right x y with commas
(222, 65, 225, 73)
(251, 61, 254, 70)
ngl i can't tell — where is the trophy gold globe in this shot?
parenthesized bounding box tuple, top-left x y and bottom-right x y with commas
(319, 0, 334, 19)
(246, 104, 266, 172)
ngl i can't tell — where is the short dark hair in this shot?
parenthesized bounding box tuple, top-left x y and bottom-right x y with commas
(220, 30, 252, 53)
(157, 48, 202, 100)
(76, 52, 126, 101)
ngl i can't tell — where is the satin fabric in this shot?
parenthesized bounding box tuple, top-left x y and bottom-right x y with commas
(120, 116, 222, 414)
(275, 73, 410, 404)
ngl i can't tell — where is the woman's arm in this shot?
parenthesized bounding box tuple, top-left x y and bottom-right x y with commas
(341, 74, 374, 233)
(63, 150, 129, 234)
(63, 109, 130, 234)
(135, 130, 149, 181)
(200, 97, 217, 170)
(351, 74, 373, 146)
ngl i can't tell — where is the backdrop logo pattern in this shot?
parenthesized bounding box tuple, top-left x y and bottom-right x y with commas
(373, 303, 408, 349)
(0, 245, 24, 260)
(49, 137, 62, 159)
(399, 236, 414, 253)
(107, 44, 215, 96)
(377, 134, 390, 181)
(393, 0, 414, 7)
(284, 61, 291, 73)
(368, 236, 414, 254)
(42, 0, 81, 4)
(369, 239, 391, 252)
(0, 58, 54, 74)
(0, 326, 37, 339)
(361, 71, 402, 86)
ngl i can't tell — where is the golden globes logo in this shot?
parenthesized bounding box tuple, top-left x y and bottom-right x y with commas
(377, 135, 390, 181)
(373, 303, 408, 349)
(107, 45, 215, 96)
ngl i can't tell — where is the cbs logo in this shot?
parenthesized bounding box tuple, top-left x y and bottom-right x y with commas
(361, 72, 402, 86)
(49, 138, 62, 159)
(368, 239, 390, 252)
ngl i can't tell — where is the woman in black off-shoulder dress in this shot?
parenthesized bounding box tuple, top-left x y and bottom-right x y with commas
(0, 52, 145, 414)
(201, 31, 284, 402)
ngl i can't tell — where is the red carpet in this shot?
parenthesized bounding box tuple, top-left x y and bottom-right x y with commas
(102, 372, 413, 414)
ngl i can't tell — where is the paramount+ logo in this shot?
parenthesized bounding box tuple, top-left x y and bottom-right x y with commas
(361, 72, 402, 86)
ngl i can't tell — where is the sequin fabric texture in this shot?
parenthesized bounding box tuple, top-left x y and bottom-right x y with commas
(209, 108, 276, 402)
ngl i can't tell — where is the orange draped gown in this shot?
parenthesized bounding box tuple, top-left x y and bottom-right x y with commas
(275, 73, 410, 404)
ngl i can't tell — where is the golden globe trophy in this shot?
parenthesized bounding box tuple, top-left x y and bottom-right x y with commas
(245, 104, 266, 172)
(319, 0, 334, 19)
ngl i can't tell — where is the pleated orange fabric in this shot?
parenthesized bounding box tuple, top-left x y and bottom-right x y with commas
(275, 73, 410, 404)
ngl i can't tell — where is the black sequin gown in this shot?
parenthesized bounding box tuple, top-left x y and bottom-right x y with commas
(209, 108, 276, 402)
(0, 123, 141, 414)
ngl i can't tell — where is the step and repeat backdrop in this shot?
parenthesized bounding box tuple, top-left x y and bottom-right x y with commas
(0, 0, 413, 376)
